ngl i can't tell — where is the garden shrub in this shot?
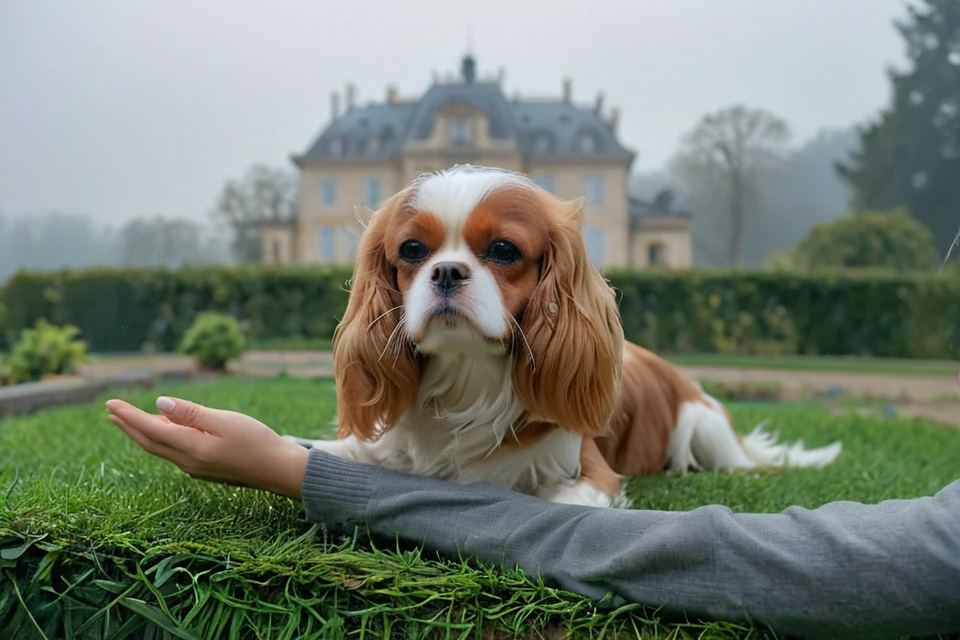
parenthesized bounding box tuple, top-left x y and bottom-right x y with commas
(179, 312, 246, 371)
(7, 319, 88, 383)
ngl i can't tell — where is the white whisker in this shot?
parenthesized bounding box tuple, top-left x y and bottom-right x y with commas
(942, 225, 960, 272)
(354, 205, 370, 231)
(391, 319, 409, 368)
(379, 316, 407, 363)
(509, 315, 536, 371)
(368, 305, 403, 330)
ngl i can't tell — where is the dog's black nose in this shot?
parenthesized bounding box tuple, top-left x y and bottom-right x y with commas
(431, 261, 470, 294)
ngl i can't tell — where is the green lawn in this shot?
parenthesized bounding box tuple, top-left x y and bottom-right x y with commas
(2, 378, 958, 639)
(665, 352, 957, 376)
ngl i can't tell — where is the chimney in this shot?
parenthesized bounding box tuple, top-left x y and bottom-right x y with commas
(386, 85, 399, 104)
(594, 91, 604, 114)
(345, 83, 356, 110)
(330, 91, 340, 120)
(562, 77, 572, 104)
(609, 107, 620, 134)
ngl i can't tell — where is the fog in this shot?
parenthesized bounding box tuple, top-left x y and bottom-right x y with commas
(1, 0, 911, 278)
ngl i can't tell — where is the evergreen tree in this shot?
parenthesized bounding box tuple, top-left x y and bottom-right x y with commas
(837, 0, 960, 256)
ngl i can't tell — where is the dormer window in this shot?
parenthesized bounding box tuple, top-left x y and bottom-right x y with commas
(578, 131, 596, 153)
(380, 127, 396, 151)
(449, 117, 475, 147)
(329, 136, 344, 155)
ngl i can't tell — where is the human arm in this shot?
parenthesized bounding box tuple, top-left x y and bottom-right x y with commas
(303, 448, 960, 640)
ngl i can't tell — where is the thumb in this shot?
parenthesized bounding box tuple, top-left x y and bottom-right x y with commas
(156, 396, 225, 434)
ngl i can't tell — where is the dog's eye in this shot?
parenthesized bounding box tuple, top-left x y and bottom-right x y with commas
(399, 239, 429, 262)
(486, 240, 522, 264)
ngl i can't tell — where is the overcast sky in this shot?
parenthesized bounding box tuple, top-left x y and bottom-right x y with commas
(1, 0, 911, 224)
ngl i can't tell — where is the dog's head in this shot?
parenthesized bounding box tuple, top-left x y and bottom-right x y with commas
(333, 165, 623, 439)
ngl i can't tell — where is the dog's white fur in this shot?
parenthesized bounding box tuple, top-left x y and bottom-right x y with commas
(286, 166, 841, 508)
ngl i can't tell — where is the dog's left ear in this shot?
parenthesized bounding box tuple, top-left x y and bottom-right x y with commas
(333, 193, 420, 440)
(512, 196, 623, 435)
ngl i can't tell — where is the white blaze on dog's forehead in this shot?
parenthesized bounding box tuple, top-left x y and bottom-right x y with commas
(411, 166, 532, 246)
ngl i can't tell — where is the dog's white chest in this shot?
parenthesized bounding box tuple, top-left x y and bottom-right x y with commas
(377, 353, 583, 493)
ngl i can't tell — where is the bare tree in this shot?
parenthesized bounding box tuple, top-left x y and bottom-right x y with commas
(670, 106, 790, 265)
(211, 164, 298, 264)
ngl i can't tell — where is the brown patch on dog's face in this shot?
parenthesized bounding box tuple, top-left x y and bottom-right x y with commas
(460, 186, 551, 324)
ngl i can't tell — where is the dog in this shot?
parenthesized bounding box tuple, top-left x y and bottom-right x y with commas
(285, 165, 841, 508)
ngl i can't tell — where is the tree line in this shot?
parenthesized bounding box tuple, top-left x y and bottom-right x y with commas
(0, 211, 232, 283)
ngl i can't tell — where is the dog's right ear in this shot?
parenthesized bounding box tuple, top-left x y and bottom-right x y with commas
(512, 195, 623, 436)
(332, 193, 419, 440)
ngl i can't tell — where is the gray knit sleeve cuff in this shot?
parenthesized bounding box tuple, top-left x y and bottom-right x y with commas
(301, 449, 378, 527)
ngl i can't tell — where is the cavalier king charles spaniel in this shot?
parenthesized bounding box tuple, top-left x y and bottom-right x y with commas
(286, 165, 841, 508)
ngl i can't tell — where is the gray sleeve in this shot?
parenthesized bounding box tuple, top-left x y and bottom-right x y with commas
(301, 449, 960, 639)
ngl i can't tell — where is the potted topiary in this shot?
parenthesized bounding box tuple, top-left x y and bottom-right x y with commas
(179, 312, 246, 373)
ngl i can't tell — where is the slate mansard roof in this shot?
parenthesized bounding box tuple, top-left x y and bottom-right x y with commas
(293, 57, 635, 166)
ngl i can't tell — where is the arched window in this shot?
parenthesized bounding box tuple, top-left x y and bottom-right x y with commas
(648, 242, 667, 266)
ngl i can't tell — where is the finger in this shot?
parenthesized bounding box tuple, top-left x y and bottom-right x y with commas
(108, 415, 183, 461)
(107, 401, 205, 451)
(104, 400, 179, 426)
(154, 397, 230, 435)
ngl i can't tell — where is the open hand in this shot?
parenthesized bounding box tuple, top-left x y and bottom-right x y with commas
(106, 396, 309, 500)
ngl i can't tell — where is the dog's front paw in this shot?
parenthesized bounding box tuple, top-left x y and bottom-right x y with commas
(282, 435, 318, 449)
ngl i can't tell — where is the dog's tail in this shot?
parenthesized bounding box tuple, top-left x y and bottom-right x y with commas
(666, 398, 842, 473)
(738, 422, 842, 468)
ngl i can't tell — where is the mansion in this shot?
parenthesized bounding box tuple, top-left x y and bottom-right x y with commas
(255, 54, 692, 269)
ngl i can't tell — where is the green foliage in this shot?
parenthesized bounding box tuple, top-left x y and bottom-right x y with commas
(770, 208, 940, 272)
(6, 319, 88, 383)
(179, 312, 246, 371)
(2, 378, 959, 638)
(1, 266, 959, 360)
(0, 266, 350, 354)
(837, 0, 960, 257)
(607, 269, 960, 359)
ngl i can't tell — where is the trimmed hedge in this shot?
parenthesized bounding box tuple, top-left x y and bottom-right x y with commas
(1, 267, 958, 359)
(0, 267, 351, 355)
